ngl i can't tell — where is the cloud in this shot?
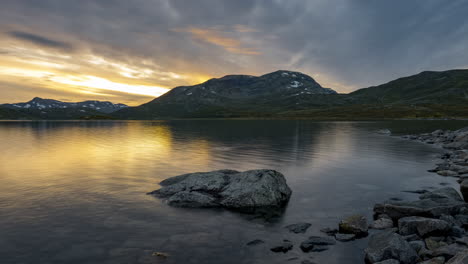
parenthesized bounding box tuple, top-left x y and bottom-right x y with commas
(173, 26, 261, 55)
(7, 31, 73, 51)
(0, 0, 468, 103)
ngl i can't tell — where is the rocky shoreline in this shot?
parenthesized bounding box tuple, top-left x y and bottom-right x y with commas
(357, 127, 468, 263)
(248, 127, 468, 264)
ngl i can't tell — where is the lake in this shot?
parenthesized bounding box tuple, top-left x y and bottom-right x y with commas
(1, 120, 468, 264)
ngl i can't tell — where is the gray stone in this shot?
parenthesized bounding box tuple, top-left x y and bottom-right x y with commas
(246, 239, 264, 246)
(148, 169, 292, 209)
(300, 236, 336, 252)
(320, 227, 338, 236)
(398, 217, 451, 237)
(461, 180, 468, 202)
(437, 170, 458, 177)
(335, 233, 356, 242)
(432, 243, 467, 259)
(270, 240, 293, 253)
(374, 260, 400, 264)
(446, 250, 468, 264)
(339, 214, 368, 237)
(418, 257, 445, 264)
(364, 230, 420, 264)
(285, 222, 311, 234)
(374, 188, 466, 221)
(408, 240, 425, 252)
(371, 217, 395, 230)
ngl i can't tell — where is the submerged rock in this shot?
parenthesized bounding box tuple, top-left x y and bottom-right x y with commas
(246, 239, 265, 246)
(284, 222, 312, 234)
(335, 233, 355, 242)
(300, 236, 336, 252)
(270, 240, 293, 253)
(148, 169, 292, 209)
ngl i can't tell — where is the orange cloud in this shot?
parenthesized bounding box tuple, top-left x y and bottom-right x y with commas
(173, 26, 260, 55)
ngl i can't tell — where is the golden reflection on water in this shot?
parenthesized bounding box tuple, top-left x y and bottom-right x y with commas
(0, 122, 213, 192)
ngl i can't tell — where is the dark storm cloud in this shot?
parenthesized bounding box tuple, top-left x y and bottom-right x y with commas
(1, 0, 468, 92)
(7, 31, 73, 51)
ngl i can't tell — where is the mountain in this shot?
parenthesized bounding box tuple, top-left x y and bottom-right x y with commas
(348, 69, 468, 105)
(114, 70, 337, 119)
(281, 69, 468, 119)
(0, 97, 128, 120)
(2, 69, 468, 120)
(2, 97, 127, 113)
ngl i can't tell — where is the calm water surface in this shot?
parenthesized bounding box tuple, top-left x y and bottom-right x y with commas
(1, 120, 468, 264)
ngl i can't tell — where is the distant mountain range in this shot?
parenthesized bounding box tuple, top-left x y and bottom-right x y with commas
(1, 69, 468, 120)
(0, 97, 127, 120)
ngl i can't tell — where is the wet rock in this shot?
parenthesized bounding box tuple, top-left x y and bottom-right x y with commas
(284, 222, 311, 234)
(432, 243, 467, 259)
(320, 227, 338, 236)
(338, 214, 368, 237)
(246, 239, 264, 246)
(148, 169, 292, 209)
(437, 170, 458, 177)
(398, 217, 451, 237)
(418, 257, 445, 264)
(301, 260, 317, 264)
(408, 240, 425, 252)
(335, 233, 356, 242)
(425, 237, 446, 251)
(374, 188, 466, 220)
(364, 230, 420, 264)
(270, 240, 293, 253)
(374, 260, 400, 264)
(403, 190, 429, 194)
(446, 250, 468, 264)
(403, 234, 421, 242)
(460, 180, 468, 202)
(300, 236, 336, 252)
(370, 217, 394, 230)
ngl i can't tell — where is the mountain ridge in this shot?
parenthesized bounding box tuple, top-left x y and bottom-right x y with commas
(0, 98, 128, 120)
(2, 69, 468, 120)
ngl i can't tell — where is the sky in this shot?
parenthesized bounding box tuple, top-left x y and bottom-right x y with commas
(0, 0, 468, 106)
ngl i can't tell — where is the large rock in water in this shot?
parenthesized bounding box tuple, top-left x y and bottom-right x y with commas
(147, 169, 292, 209)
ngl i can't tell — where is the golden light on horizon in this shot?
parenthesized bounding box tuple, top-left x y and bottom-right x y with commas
(0, 42, 214, 105)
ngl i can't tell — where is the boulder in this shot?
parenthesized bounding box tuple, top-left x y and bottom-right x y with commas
(148, 169, 292, 209)
(364, 230, 420, 264)
(285, 222, 312, 234)
(338, 214, 368, 237)
(398, 217, 451, 237)
(447, 250, 468, 264)
(374, 188, 467, 220)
